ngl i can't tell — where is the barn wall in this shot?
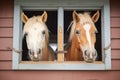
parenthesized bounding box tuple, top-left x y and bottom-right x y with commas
(110, 0, 120, 71)
(0, 0, 120, 80)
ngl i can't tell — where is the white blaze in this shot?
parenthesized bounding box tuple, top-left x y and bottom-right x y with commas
(27, 22, 45, 58)
(83, 24, 91, 48)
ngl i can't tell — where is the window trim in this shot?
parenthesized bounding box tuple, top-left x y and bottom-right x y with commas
(13, 0, 111, 70)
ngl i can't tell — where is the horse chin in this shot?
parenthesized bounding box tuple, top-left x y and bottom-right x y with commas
(85, 58, 94, 63)
(29, 53, 42, 61)
(83, 56, 96, 63)
(32, 58, 40, 61)
(31, 57, 42, 61)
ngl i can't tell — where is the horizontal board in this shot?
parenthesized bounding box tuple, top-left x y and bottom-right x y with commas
(111, 39, 120, 49)
(110, 0, 120, 17)
(0, 38, 13, 50)
(0, 61, 12, 70)
(0, 19, 13, 27)
(72, 71, 120, 80)
(0, 28, 13, 37)
(0, 0, 13, 18)
(0, 51, 12, 60)
(111, 50, 120, 59)
(112, 60, 120, 70)
(0, 70, 120, 80)
(111, 28, 120, 38)
(111, 18, 120, 27)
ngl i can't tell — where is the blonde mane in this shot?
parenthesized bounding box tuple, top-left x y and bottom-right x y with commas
(69, 12, 97, 42)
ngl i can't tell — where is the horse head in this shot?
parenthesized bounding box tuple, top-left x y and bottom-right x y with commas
(71, 10, 100, 62)
(22, 11, 49, 61)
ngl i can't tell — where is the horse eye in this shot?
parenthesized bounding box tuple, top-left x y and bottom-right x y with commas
(42, 31, 45, 35)
(24, 33, 28, 37)
(76, 30, 80, 34)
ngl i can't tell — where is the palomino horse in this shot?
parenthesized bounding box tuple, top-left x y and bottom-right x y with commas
(22, 11, 55, 61)
(65, 11, 100, 63)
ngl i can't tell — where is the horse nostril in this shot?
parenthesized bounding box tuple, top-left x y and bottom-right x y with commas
(42, 30, 45, 35)
(84, 50, 91, 58)
(95, 51, 97, 56)
(39, 49, 41, 54)
(84, 50, 87, 56)
(92, 51, 97, 58)
(29, 49, 33, 55)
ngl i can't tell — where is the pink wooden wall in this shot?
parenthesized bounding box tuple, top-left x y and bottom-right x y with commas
(0, 0, 120, 80)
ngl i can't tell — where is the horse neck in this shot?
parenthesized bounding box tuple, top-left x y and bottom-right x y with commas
(41, 38, 49, 60)
(42, 42, 55, 61)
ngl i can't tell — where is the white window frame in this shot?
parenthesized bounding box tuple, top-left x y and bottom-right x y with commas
(13, 0, 111, 70)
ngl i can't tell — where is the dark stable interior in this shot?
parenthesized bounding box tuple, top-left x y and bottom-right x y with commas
(22, 10, 102, 61)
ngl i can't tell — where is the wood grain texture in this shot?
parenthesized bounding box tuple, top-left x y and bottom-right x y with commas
(0, 38, 13, 50)
(0, 19, 13, 27)
(112, 50, 120, 59)
(111, 28, 120, 38)
(112, 60, 120, 70)
(0, 71, 120, 80)
(111, 39, 120, 49)
(0, 0, 13, 18)
(110, 0, 120, 17)
(111, 18, 120, 28)
(0, 61, 12, 70)
(58, 27, 64, 61)
(110, 0, 120, 72)
(0, 51, 12, 60)
(0, 28, 13, 37)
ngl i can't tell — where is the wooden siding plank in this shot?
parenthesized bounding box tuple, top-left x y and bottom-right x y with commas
(0, 71, 120, 80)
(112, 60, 120, 70)
(111, 18, 120, 27)
(0, 28, 13, 37)
(0, 19, 13, 27)
(0, 0, 13, 18)
(0, 51, 12, 60)
(72, 71, 120, 80)
(111, 28, 120, 38)
(0, 38, 13, 50)
(112, 50, 120, 59)
(0, 61, 12, 70)
(110, 0, 120, 17)
(111, 39, 120, 49)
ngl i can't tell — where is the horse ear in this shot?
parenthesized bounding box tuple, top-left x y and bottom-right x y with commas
(41, 11, 47, 23)
(73, 11, 80, 23)
(92, 10, 100, 23)
(21, 12, 28, 23)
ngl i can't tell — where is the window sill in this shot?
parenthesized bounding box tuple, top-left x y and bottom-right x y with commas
(15, 61, 106, 70)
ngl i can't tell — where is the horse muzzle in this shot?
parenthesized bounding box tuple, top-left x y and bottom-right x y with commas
(28, 49, 42, 61)
(83, 50, 97, 63)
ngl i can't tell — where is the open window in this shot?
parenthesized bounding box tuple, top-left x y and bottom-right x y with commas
(13, 0, 111, 70)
